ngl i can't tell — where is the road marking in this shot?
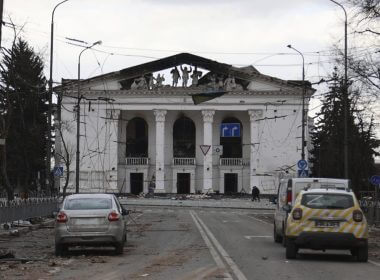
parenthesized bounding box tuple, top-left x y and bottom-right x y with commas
(189, 211, 233, 280)
(243, 214, 272, 225)
(369, 260, 380, 267)
(192, 211, 248, 280)
(244, 235, 271, 240)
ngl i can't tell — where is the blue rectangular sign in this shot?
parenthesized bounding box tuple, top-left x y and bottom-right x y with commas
(220, 123, 240, 137)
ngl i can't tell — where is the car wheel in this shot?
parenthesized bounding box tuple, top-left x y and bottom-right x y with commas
(115, 241, 124, 255)
(357, 243, 368, 262)
(273, 224, 283, 243)
(286, 239, 297, 259)
(55, 243, 67, 257)
(350, 248, 358, 256)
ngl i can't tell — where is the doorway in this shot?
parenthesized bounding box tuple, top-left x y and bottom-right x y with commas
(177, 173, 190, 194)
(224, 173, 238, 194)
(130, 173, 143, 195)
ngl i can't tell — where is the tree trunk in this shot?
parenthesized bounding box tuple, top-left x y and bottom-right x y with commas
(0, 143, 14, 201)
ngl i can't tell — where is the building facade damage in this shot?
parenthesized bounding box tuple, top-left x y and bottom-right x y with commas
(55, 53, 315, 195)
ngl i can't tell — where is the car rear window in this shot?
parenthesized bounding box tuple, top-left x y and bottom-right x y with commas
(64, 198, 112, 210)
(301, 193, 354, 209)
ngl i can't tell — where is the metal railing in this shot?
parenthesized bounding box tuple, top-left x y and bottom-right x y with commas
(220, 158, 250, 166)
(0, 198, 59, 224)
(359, 191, 380, 225)
(126, 157, 149, 165)
(173, 158, 196, 165)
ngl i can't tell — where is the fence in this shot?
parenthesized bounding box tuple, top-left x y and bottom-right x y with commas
(359, 191, 380, 226)
(0, 198, 59, 224)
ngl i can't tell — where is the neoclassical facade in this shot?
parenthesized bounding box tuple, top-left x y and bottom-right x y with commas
(55, 53, 314, 195)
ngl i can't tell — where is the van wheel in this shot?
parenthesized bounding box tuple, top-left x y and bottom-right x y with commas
(273, 224, 282, 243)
(286, 240, 297, 259)
(357, 243, 368, 262)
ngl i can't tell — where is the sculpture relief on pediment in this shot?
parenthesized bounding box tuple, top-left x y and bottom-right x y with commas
(120, 64, 245, 92)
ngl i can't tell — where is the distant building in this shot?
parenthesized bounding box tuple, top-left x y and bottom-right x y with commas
(55, 53, 315, 195)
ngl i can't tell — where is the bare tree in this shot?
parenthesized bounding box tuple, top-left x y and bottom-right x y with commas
(55, 119, 75, 199)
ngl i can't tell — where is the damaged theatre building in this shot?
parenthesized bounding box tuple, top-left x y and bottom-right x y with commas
(55, 53, 315, 195)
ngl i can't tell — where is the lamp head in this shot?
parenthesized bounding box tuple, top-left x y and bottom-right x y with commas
(93, 40, 102, 46)
(287, 44, 292, 49)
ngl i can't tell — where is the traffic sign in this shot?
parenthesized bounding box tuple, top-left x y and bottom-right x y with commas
(200, 145, 211, 156)
(370, 175, 380, 185)
(297, 159, 308, 170)
(298, 169, 309, 178)
(213, 145, 223, 155)
(220, 123, 240, 137)
(53, 166, 64, 177)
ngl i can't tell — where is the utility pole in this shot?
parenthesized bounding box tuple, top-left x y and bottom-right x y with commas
(329, 0, 349, 179)
(48, 0, 69, 192)
(287, 44, 306, 161)
(75, 40, 102, 194)
(0, 0, 4, 49)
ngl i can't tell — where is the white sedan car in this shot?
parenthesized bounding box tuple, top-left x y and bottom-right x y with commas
(55, 193, 128, 256)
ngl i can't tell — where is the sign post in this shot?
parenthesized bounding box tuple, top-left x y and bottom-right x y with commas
(297, 159, 309, 178)
(370, 175, 380, 222)
(53, 166, 64, 177)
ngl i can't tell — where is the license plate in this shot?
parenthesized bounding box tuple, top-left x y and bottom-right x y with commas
(72, 218, 103, 225)
(315, 220, 340, 227)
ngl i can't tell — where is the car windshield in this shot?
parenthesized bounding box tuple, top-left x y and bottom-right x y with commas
(64, 198, 112, 210)
(301, 193, 354, 209)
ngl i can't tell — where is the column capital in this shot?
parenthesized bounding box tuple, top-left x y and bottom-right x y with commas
(248, 110, 263, 122)
(154, 109, 167, 122)
(201, 110, 215, 123)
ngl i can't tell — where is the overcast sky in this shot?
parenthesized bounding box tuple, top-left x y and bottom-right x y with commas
(1, 0, 368, 118)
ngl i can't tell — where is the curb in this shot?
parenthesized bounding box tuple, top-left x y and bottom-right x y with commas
(123, 202, 275, 211)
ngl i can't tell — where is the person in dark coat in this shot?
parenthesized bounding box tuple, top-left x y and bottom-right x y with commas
(251, 186, 260, 202)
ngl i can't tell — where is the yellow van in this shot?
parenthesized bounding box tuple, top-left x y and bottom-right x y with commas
(284, 188, 368, 261)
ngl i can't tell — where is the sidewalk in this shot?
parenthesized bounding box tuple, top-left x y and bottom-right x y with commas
(120, 197, 275, 210)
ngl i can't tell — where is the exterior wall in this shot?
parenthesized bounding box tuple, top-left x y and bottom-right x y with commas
(57, 86, 308, 195)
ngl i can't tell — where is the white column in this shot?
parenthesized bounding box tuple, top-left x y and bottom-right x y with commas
(202, 110, 215, 193)
(248, 110, 263, 191)
(154, 109, 167, 192)
(106, 109, 120, 191)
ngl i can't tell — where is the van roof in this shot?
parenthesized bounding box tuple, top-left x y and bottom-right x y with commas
(300, 188, 353, 195)
(282, 178, 349, 184)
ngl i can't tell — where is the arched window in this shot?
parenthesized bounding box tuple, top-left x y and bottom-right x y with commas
(126, 117, 148, 157)
(220, 117, 242, 158)
(173, 117, 196, 157)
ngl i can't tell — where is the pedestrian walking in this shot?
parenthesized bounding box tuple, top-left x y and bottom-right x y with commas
(251, 186, 260, 202)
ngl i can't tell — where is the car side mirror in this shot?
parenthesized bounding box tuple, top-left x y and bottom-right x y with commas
(121, 208, 130, 216)
(282, 204, 292, 213)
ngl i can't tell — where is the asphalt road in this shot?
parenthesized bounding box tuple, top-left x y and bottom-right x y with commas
(1, 206, 380, 280)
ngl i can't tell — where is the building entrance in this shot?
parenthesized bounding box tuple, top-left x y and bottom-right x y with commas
(224, 173, 238, 194)
(177, 173, 190, 194)
(130, 173, 144, 195)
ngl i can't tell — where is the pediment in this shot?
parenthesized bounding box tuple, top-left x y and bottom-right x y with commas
(57, 53, 314, 95)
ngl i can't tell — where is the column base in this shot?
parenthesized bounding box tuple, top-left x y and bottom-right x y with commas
(202, 188, 214, 194)
(154, 188, 166, 194)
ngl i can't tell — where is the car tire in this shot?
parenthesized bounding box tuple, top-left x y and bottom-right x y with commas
(357, 243, 368, 262)
(55, 243, 67, 257)
(115, 241, 124, 255)
(286, 239, 297, 259)
(273, 224, 283, 243)
(350, 248, 358, 257)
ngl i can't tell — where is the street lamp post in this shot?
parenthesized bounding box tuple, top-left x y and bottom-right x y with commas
(75, 40, 102, 194)
(48, 0, 69, 190)
(329, 0, 349, 178)
(287, 44, 306, 161)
